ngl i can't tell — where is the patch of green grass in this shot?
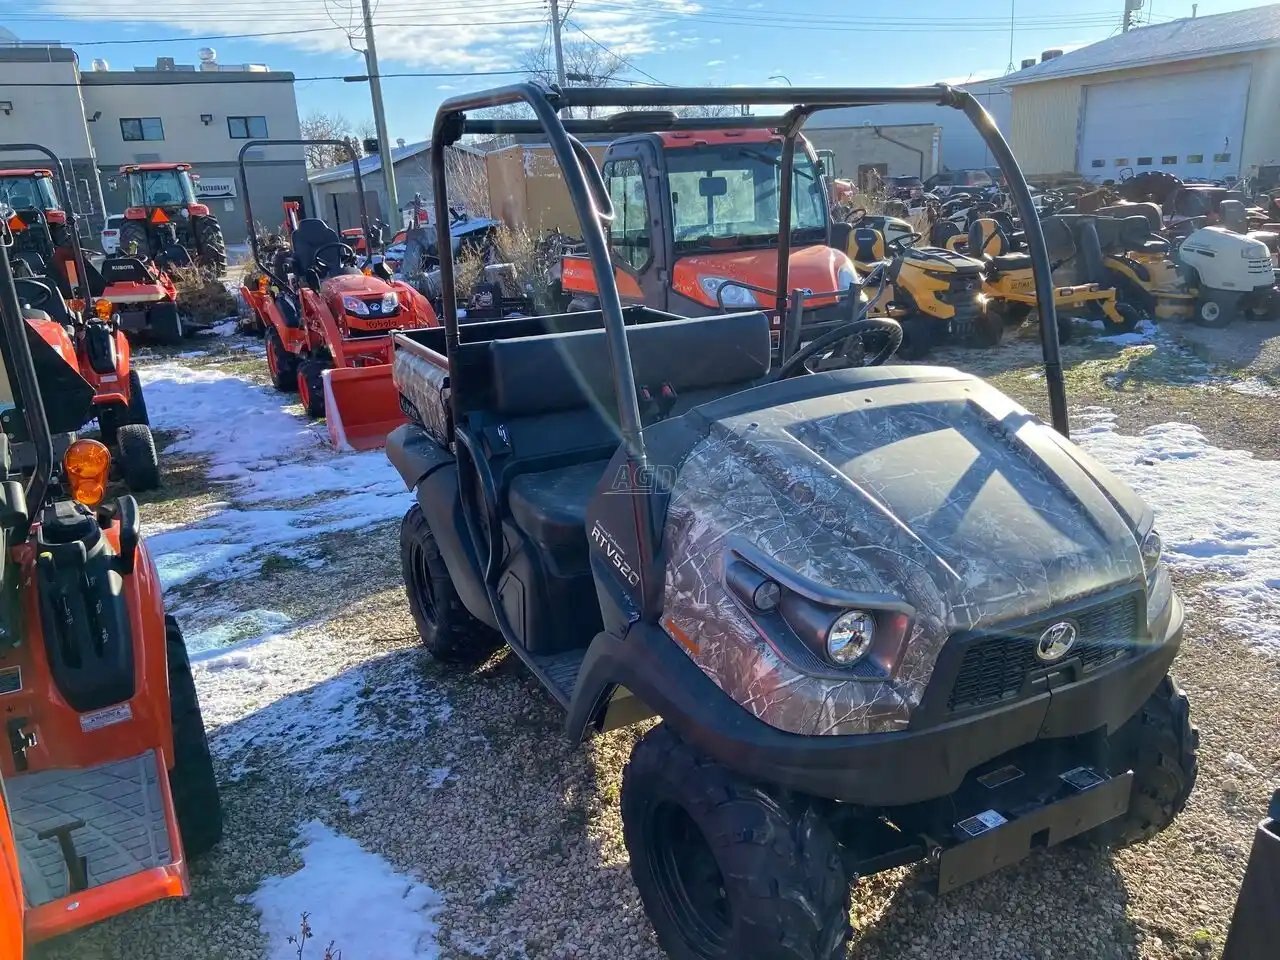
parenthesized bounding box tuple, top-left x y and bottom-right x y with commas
(260, 551, 307, 576)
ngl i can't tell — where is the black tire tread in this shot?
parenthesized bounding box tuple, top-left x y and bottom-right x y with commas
(1093, 675, 1198, 847)
(127, 369, 150, 426)
(117, 423, 160, 491)
(165, 615, 223, 858)
(399, 505, 498, 662)
(118, 220, 150, 258)
(192, 215, 228, 277)
(297, 359, 327, 418)
(266, 326, 298, 392)
(622, 724, 851, 960)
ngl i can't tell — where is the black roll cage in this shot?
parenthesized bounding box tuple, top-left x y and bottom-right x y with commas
(431, 83, 1068, 585)
(238, 138, 374, 290)
(0, 143, 97, 313)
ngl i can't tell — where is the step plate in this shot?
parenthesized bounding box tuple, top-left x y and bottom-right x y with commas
(531, 650, 587, 705)
(7, 752, 172, 906)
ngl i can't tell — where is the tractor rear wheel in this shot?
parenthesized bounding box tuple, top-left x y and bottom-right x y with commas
(118, 220, 150, 259)
(400, 504, 500, 662)
(117, 423, 161, 491)
(192, 215, 228, 277)
(266, 327, 298, 392)
(165, 615, 223, 859)
(297, 359, 327, 418)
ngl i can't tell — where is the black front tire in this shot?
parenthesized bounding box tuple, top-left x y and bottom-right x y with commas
(1111, 302, 1142, 333)
(1087, 675, 1198, 847)
(266, 326, 298, 392)
(622, 724, 851, 960)
(117, 423, 160, 491)
(165, 615, 223, 859)
(399, 505, 499, 662)
(1196, 292, 1238, 328)
(296, 359, 327, 418)
(968, 310, 1004, 348)
(895, 315, 935, 360)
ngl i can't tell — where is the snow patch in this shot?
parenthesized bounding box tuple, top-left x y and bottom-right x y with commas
(1076, 408, 1280, 653)
(186, 609, 293, 657)
(250, 821, 443, 960)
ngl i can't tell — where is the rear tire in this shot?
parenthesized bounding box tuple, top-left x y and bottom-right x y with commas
(400, 504, 499, 662)
(622, 724, 851, 960)
(1111, 302, 1142, 333)
(192, 215, 228, 277)
(118, 220, 150, 259)
(266, 326, 298, 392)
(165, 615, 223, 859)
(296, 359, 327, 418)
(1085, 675, 1198, 847)
(969, 309, 1004, 348)
(117, 423, 160, 491)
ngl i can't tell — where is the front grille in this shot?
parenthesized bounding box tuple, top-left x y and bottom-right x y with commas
(946, 593, 1142, 713)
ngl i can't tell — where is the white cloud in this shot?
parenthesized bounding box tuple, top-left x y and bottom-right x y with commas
(48, 0, 705, 72)
(706, 59, 726, 67)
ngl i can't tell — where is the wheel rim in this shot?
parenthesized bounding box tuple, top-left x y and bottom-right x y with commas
(647, 801, 730, 957)
(1202, 301, 1220, 322)
(408, 540, 438, 626)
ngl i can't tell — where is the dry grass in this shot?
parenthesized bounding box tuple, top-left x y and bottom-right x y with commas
(171, 266, 239, 326)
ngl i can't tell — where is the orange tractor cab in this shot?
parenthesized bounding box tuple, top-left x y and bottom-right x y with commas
(1, 143, 162, 491)
(0, 231, 221, 945)
(560, 128, 860, 350)
(115, 163, 227, 276)
(0, 169, 72, 277)
(238, 137, 439, 450)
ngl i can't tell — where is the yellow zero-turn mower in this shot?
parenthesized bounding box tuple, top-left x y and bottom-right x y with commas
(848, 219, 994, 359)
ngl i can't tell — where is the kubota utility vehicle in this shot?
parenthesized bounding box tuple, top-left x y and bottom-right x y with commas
(558, 127, 861, 351)
(388, 83, 1197, 960)
(1, 144, 162, 491)
(115, 162, 227, 276)
(238, 138, 439, 450)
(0, 227, 221, 946)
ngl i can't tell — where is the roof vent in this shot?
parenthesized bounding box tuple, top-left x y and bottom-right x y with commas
(1021, 58, 1036, 69)
(155, 56, 176, 70)
(91, 58, 110, 71)
(1041, 49, 1064, 62)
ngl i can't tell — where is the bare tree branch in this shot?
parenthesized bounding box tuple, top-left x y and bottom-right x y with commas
(299, 111, 370, 169)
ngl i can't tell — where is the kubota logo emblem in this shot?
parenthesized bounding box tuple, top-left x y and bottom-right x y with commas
(1036, 621, 1078, 662)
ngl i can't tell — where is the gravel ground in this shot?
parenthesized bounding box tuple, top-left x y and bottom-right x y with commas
(31, 322, 1280, 960)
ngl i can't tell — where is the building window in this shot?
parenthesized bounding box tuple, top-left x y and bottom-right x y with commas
(1187, 154, 1204, 164)
(1162, 155, 1178, 164)
(228, 115, 269, 139)
(1213, 152, 1231, 163)
(1113, 158, 1129, 166)
(1090, 159, 1105, 168)
(120, 117, 164, 141)
(1137, 157, 1153, 166)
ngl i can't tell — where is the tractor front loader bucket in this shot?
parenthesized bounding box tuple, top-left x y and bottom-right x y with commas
(323, 365, 406, 451)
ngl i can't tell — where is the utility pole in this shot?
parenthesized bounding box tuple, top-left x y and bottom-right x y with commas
(360, 0, 399, 226)
(549, 0, 568, 86)
(1122, 0, 1141, 32)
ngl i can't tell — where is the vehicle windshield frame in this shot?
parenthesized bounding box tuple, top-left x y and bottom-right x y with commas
(129, 168, 196, 207)
(430, 83, 1069, 594)
(0, 175, 59, 212)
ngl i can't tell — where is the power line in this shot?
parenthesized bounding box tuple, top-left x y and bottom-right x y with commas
(566, 18, 667, 86)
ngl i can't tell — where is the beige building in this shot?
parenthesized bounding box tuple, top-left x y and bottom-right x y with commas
(1005, 5, 1280, 182)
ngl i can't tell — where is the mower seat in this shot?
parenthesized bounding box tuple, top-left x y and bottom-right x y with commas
(14, 278, 73, 325)
(292, 218, 360, 283)
(508, 459, 611, 553)
(851, 227, 885, 264)
(968, 218, 1031, 274)
(1118, 215, 1169, 255)
(101, 257, 156, 285)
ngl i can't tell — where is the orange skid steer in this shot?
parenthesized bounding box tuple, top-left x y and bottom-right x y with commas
(238, 139, 439, 450)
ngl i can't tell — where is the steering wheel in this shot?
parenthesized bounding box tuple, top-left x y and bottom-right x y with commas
(887, 232, 922, 255)
(773, 317, 904, 380)
(845, 206, 867, 226)
(310, 240, 355, 274)
(16, 277, 54, 311)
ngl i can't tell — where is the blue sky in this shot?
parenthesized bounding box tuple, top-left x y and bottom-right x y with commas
(6, 0, 1266, 144)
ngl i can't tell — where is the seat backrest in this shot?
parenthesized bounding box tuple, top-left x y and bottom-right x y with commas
(291, 218, 344, 276)
(967, 217, 1007, 258)
(14, 278, 72, 324)
(1219, 199, 1247, 232)
(851, 227, 884, 263)
(100, 256, 154, 285)
(487, 311, 772, 417)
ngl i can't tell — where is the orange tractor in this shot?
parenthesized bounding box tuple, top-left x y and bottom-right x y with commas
(0, 168, 73, 275)
(2, 143, 162, 490)
(0, 229, 221, 947)
(238, 138, 439, 450)
(558, 128, 861, 349)
(114, 162, 227, 276)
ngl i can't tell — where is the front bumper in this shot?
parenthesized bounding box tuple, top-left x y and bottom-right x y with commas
(579, 594, 1183, 807)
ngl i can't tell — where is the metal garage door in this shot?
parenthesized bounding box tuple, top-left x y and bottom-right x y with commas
(1077, 65, 1251, 181)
